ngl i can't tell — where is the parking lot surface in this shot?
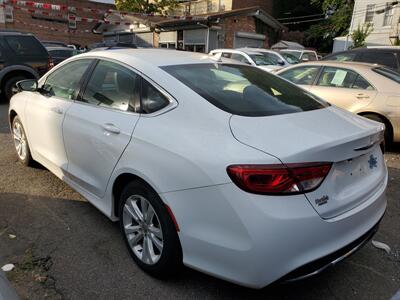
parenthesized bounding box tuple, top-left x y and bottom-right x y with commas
(0, 103, 399, 300)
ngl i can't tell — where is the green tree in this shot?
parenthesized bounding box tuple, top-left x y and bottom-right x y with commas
(305, 0, 354, 52)
(116, 0, 178, 14)
(350, 23, 373, 48)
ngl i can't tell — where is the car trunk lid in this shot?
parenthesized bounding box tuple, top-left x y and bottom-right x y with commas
(229, 106, 387, 219)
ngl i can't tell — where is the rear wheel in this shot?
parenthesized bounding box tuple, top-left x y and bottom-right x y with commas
(12, 116, 33, 166)
(3, 76, 27, 101)
(119, 180, 182, 277)
(363, 114, 392, 146)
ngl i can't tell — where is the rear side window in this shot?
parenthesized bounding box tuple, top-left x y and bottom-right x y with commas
(316, 67, 373, 90)
(373, 67, 400, 83)
(162, 63, 327, 117)
(141, 80, 170, 114)
(5, 36, 46, 56)
(357, 52, 398, 69)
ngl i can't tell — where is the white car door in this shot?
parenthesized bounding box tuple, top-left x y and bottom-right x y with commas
(25, 59, 93, 177)
(62, 59, 141, 198)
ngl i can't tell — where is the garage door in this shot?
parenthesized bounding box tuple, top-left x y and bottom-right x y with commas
(233, 32, 266, 48)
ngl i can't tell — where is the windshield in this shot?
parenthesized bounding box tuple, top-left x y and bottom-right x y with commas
(281, 53, 300, 64)
(162, 64, 327, 117)
(248, 54, 276, 66)
(373, 67, 400, 84)
(281, 51, 301, 59)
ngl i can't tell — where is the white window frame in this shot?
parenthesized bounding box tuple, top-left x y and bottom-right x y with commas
(383, 2, 394, 27)
(365, 4, 375, 23)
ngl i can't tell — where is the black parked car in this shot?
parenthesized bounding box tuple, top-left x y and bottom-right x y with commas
(323, 47, 400, 72)
(46, 46, 77, 65)
(0, 31, 52, 101)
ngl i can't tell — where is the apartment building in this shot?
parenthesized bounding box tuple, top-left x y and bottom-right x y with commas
(350, 0, 400, 45)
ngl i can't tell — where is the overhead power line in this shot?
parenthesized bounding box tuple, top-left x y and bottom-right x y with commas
(277, 13, 325, 21)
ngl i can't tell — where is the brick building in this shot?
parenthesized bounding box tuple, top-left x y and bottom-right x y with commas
(95, 7, 284, 52)
(0, 0, 115, 47)
(172, 0, 273, 17)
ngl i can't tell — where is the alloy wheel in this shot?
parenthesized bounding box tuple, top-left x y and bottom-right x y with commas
(122, 195, 164, 265)
(13, 121, 27, 161)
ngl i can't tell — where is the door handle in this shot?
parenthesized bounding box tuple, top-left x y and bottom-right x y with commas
(50, 107, 63, 114)
(356, 94, 370, 99)
(102, 123, 120, 134)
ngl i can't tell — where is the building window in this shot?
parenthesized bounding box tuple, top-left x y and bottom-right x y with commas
(383, 3, 394, 26)
(365, 4, 375, 23)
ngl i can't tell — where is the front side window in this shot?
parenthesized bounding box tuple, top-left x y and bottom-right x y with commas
(279, 66, 320, 85)
(43, 59, 92, 100)
(316, 67, 373, 89)
(162, 63, 327, 117)
(81, 60, 137, 112)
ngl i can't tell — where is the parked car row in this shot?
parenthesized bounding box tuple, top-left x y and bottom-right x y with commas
(0, 31, 80, 102)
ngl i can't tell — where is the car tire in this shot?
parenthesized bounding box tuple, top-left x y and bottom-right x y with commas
(363, 114, 392, 146)
(119, 180, 182, 278)
(12, 116, 33, 166)
(3, 76, 27, 102)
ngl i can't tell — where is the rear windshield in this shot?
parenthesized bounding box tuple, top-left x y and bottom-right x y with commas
(281, 51, 301, 59)
(162, 64, 328, 117)
(281, 53, 300, 64)
(373, 67, 400, 84)
(49, 49, 75, 58)
(5, 36, 47, 56)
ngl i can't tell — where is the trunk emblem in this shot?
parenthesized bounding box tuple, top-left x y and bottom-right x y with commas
(315, 195, 329, 206)
(368, 155, 378, 169)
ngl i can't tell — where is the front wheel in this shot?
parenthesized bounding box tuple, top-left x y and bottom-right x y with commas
(3, 76, 27, 102)
(119, 180, 182, 277)
(12, 116, 33, 166)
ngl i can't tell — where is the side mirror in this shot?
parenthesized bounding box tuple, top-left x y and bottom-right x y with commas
(16, 79, 38, 92)
(278, 59, 285, 66)
(301, 57, 309, 62)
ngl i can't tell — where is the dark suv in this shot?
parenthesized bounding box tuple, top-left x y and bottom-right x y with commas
(0, 31, 52, 101)
(323, 47, 400, 72)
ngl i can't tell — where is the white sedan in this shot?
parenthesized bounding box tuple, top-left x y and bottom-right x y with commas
(9, 49, 387, 288)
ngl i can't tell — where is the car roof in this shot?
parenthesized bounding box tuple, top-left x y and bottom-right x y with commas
(331, 48, 400, 54)
(0, 31, 35, 36)
(210, 48, 264, 55)
(278, 60, 381, 71)
(46, 46, 74, 51)
(80, 48, 235, 67)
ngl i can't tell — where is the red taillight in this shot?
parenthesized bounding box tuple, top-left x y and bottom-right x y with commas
(48, 57, 54, 70)
(227, 163, 332, 195)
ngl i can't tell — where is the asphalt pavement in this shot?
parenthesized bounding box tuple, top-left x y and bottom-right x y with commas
(0, 103, 399, 300)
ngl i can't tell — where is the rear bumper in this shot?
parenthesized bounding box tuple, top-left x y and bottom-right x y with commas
(280, 217, 380, 282)
(163, 177, 387, 289)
